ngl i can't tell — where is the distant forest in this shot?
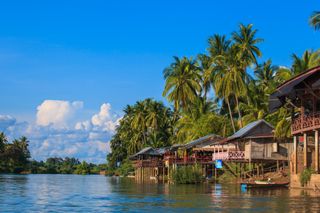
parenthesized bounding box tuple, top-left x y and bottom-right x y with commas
(0, 132, 106, 175)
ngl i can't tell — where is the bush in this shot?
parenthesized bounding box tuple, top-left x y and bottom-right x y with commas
(172, 164, 203, 184)
(115, 159, 134, 176)
(300, 168, 314, 187)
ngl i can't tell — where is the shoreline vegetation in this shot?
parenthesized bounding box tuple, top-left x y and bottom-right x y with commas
(107, 18, 320, 182)
(0, 132, 106, 175)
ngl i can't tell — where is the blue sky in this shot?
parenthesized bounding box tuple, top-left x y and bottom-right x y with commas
(0, 0, 319, 162)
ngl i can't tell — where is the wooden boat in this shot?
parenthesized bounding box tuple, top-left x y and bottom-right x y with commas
(241, 181, 289, 189)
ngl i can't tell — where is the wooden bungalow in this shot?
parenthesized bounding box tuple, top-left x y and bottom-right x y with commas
(129, 147, 168, 182)
(270, 66, 320, 189)
(163, 134, 224, 179)
(210, 120, 292, 163)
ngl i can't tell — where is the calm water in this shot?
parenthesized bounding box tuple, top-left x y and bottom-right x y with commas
(0, 175, 319, 212)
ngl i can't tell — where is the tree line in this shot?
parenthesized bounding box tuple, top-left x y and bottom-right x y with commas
(0, 132, 105, 174)
(107, 15, 320, 173)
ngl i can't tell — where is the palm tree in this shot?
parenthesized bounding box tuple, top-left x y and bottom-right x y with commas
(197, 54, 213, 98)
(275, 50, 320, 84)
(232, 23, 263, 67)
(214, 45, 247, 131)
(254, 59, 278, 93)
(208, 34, 230, 57)
(310, 11, 320, 30)
(163, 56, 201, 111)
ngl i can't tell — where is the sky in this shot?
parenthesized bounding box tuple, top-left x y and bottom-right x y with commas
(0, 0, 319, 163)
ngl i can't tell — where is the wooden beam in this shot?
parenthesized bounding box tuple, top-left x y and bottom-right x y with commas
(303, 81, 320, 100)
(315, 130, 319, 173)
(293, 136, 297, 174)
(304, 133, 308, 168)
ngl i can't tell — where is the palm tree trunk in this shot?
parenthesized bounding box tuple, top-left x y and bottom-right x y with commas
(226, 98, 236, 133)
(235, 95, 243, 128)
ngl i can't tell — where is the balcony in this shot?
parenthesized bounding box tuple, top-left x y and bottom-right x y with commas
(212, 151, 245, 161)
(133, 160, 163, 168)
(291, 112, 320, 135)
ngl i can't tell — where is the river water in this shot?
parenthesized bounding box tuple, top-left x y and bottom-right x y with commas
(0, 174, 319, 212)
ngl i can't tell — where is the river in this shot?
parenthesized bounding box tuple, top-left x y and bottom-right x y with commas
(0, 174, 319, 212)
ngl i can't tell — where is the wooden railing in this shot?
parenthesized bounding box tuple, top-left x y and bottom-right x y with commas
(212, 151, 245, 161)
(163, 156, 212, 164)
(292, 112, 320, 134)
(133, 160, 163, 168)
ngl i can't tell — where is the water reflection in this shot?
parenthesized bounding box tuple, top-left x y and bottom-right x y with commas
(0, 175, 319, 212)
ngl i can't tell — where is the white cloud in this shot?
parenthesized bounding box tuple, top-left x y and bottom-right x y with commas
(0, 115, 16, 130)
(36, 100, 83, 128)
(0, 101, 121, 164)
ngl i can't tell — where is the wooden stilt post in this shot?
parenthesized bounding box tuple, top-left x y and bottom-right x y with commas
(293, 136, 297, 174)
(277, 160, 279, 172)
(214, 166, 217, 181)
(304, 133, 308, 168)
(315, 130, 319, 173)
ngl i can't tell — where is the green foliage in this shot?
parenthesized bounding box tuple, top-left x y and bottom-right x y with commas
(0, 133, 104, 175)
(74, 161, 91, 175)
(107, 99, 176, 170)
(172, 165, 203, 184)
(115, 159, 134, 176)
(163, 56, 201, 111)
(0, 134, 31, 173)
(299, 168, 314, 187)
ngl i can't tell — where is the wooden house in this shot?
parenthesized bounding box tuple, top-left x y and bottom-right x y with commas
(211, 120, 292, 163)
(163, 134, 223, 179)
(270, 66, 320, 189)
(129, 147, 167, 182)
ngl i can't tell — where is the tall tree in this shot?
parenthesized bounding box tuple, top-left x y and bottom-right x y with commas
(163, 56, 201, 111)
(232, 23, 263, 127)
(214, 45, 247, 132)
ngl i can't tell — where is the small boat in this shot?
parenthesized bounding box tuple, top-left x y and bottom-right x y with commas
(241, 180, 289, 189)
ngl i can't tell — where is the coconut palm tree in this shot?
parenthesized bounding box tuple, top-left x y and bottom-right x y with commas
(232, 23, 263, 67)
(275, 50, 320, 84)
(163, 56, 201, 111)
(197, 54, 213, 98)
(310, 11, 320, 30)
(214, 45, 247, 131)
(208, 34, 231, 57)
(254, 59, 278, 93)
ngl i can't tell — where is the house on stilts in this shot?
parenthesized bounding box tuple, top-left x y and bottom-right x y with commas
(163, 134, 223, 179)
(270, 65, 320, 189)
(129, 147, 168, 182)
(198, 120, 292, 178)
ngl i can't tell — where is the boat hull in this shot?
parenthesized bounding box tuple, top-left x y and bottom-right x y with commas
(241, 182, 289, 189)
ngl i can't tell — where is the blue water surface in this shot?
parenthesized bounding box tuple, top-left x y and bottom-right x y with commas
(0, 174, 319, 212)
